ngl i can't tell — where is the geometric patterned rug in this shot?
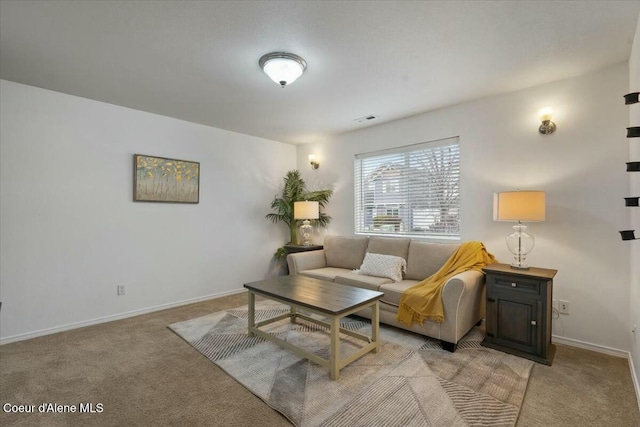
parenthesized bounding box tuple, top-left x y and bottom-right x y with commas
(168, 300, 533, 427)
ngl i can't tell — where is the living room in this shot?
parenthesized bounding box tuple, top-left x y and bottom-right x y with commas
(1, 1, 639, 426)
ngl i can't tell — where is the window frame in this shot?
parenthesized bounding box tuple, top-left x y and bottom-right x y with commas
(354, 136, 461, 240)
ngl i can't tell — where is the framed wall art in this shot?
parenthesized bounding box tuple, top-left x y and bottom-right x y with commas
(134, 154, 200, 203)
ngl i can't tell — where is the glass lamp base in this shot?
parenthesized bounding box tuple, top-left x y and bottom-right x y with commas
(510, 262, 530, 270)
(506, 223, 535, 270)
(299, 220, 313, 246)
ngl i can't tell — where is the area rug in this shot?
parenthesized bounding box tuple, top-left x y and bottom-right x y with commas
(168, 301, 533, 427)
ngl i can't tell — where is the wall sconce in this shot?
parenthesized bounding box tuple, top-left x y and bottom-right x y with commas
(538, 108, 557, 135)
(309, 154, 319, 170)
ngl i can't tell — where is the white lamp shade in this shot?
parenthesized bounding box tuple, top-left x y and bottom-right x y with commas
(493, 191, 545, 222)
(294, 201, 319, 220)
(539, 107, 553, 122)
(262, 58, 304, 86)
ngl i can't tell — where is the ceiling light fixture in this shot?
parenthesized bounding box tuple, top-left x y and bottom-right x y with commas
(259, 52, 307, 88)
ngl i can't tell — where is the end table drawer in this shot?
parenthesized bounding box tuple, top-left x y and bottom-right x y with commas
(491, 276, 540, 295)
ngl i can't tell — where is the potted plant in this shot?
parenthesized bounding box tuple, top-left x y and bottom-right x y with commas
(266, 170, 333, 258)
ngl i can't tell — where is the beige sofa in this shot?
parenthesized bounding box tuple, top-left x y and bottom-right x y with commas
(286, 235, 485, 351)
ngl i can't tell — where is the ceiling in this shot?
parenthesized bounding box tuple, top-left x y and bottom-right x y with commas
(1, 1, 639, 145)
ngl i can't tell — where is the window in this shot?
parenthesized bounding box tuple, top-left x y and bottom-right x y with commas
(354, 137, 460, 239)
(382, 179, 399, 194)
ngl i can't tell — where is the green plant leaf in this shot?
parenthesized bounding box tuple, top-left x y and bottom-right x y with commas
(274, 246, 288, 260)
(266, 170, 333, 245)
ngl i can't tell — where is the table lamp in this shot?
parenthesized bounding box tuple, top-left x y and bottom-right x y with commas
(493, 191, 546, 269)
(294, 201, 319, 246)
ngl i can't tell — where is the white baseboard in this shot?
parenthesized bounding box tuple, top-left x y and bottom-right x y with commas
(0, 288, 247, 345)
(551, 334, 629, 358)
(550, 335, 640, 411)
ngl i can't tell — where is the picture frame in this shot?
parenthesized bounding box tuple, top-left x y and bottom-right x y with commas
(134, 154, 200, 203)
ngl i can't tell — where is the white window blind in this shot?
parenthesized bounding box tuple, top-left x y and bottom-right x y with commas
(354, 137, 460, 239)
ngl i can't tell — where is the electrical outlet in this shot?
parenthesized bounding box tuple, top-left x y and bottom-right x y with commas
(558, 300, 569, 315)
(117, 284, 126, 296)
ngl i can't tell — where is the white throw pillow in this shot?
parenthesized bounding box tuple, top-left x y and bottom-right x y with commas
(355, 252, 407, 282)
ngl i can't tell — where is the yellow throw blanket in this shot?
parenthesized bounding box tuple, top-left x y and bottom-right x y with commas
(396, 241, 497, 325)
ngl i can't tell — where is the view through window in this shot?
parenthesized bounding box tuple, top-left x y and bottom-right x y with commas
(354, 137, 460, 239)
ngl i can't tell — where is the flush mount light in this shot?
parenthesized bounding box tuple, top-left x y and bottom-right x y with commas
(259, 52, 307, 88)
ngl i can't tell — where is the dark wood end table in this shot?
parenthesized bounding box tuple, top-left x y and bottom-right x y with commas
(481, 263, 558, 365)
(284, 244, 323, 253)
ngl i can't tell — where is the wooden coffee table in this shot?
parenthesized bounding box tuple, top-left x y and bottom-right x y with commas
(243, 275, 383, 380)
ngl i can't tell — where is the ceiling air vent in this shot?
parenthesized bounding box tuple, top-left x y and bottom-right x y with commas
(354, 114, 379, 123)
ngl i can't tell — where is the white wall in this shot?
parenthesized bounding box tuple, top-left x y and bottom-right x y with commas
(0, 80, 296, 342)
(629, 13, 640, 405)
(298, 64, 631, 353)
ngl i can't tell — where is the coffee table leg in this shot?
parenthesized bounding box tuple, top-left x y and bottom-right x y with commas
(330, 316, 340, 380)
(290, 306, 297, 323)
(372, 301, 380, 353)
(247, 291, 255, 337)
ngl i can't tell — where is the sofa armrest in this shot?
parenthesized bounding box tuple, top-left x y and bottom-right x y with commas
(440, 270, 485, 343)
(287, 250, 327, 275)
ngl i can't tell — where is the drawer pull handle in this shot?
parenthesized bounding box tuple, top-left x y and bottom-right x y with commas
(531, 320, 537, 326)
(511, 283, 517, 287)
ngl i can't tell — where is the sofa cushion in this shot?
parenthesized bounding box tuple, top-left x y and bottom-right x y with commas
(379, 280, 421, 306)
(366, 236, 411, 260)
(324, 235, 369, 269)
(334, 272, 392, 291)
(356, 252, 406, 282)
(299, 267, 351, 282)
(405, 241, 460, 281)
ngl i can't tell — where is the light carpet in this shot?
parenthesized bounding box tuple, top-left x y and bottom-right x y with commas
(168, 301, 533, 427)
